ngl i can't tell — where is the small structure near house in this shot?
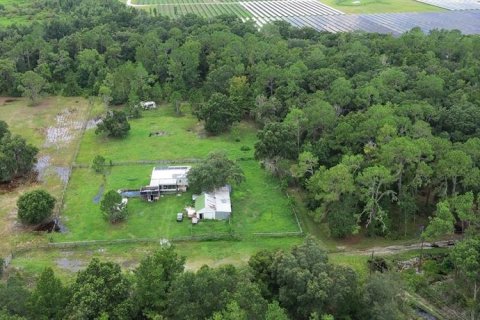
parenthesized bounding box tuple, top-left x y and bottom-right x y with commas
(194, 185, 232, 220)
(140, 186, 160, 202)
(141, 166, 190, 201)
(186, 206, 196, 218)
(140, 101, 157, 110)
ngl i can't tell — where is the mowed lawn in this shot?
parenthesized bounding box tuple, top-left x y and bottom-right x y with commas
(321, 0, 445, 13)
(58, 162, 298, 241)
(59, 108, 298, 241)
(76, 107, 256, 164)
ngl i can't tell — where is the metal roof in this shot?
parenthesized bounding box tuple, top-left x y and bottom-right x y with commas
(149, 166, 190, 187)
(195, 186, 232, 214)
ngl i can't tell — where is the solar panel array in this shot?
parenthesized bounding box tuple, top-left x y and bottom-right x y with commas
(239, 1, 342, 18)
(252, 9, 480, 35)
(415, 0, 480, 10)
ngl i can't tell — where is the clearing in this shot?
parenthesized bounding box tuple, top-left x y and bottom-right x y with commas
(58, 106, 299, 242)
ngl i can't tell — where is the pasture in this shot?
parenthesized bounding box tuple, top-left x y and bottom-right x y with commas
(0, 97, 92, 255)
(60, 106, 299, 242)
(76, 107, 257, 164)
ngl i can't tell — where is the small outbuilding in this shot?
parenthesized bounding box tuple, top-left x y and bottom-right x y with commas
(140, 101, 157, 110)
(140, 186, 160, 201)
(194, 185, 232, 220)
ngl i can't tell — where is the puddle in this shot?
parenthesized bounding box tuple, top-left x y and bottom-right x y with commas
(44, 109, 83, 148)
(120, 190, 140, 198)
(86, 118, 102, 130)
(54, 167, 70, 184)
(35, 155, 51, 182)
(93, 184, 105, 204)
(55, 258, 86, 272)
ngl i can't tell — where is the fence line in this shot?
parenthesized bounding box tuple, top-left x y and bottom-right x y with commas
(8, 229, 307, 257)
(285, 191, 304, 235)
(47, 233, 237, 248)
(54, 97, 95, 218)
(73, 158, 203, 168)
(252, 231, 303, 237)
(72, 157, 256, 168)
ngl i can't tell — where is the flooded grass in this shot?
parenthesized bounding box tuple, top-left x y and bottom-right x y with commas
(0, 96, 94, 256)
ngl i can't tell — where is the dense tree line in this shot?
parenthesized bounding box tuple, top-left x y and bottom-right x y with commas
(0, 239, 413, 319)
(2, 0, 480, 237)
(0, 121, 38, 183)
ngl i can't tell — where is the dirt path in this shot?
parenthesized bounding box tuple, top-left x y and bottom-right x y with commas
(342, 239, 456, 256)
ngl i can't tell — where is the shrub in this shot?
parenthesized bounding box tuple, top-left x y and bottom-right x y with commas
(92, 155, 106, 173)
(95, 110, 130, 138)
(17, 190, 56, 225)
(100, 190, 128, 223)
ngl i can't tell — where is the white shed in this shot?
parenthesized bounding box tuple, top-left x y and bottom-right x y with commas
(194, 186, 232, 220)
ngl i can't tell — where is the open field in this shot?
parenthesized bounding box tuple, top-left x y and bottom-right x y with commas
(0, 97, 93, 256)
(76, 107, 257, 164)
(9, 238, 304, 280)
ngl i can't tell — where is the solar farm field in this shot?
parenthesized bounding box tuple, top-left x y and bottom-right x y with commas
(321, 0, 445, 13)
(150, 2, 252, 19)
(127, 0, 480, 35)
(272, 10, 480, 34)
(415, 0, 480, 10)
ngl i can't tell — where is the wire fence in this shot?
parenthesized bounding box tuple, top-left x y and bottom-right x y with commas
(54, 97, 96, 218)
(72, 157, 256, 168)
(285, 191, 304, 235)
(73, 158, 203, 168)
(8, 129, 304, 259)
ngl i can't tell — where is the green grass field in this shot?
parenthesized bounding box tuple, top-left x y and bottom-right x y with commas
(321, 0, 444, 14)
(10, 238, 304, 280)
(59, 106, 298, 241)
(76, 107, 257, 164)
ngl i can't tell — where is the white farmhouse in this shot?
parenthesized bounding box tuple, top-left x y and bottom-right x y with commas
(140, 166, 190, 201)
